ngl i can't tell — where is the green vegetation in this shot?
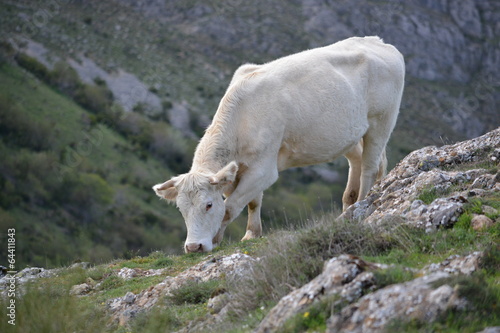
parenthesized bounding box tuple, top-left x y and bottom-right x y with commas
(0, 62, 188, 267)
(372, 265, 416, 288)
(2, 195, 498, 333)
(278, 297, 338, 333)
(168, 279, 221, 305)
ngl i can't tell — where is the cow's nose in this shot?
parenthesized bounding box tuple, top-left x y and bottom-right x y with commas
(185, 243, 203, 253)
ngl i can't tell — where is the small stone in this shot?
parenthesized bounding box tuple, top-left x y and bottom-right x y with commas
(70, 283, 92, 295)
(482, 205, 498, 216)
(70, 262, 91, 269)
(207, 293, 229, 314)
(418, 156, 440, 171)
(123, 292, 136, 304)
(471, 215, 494, 231)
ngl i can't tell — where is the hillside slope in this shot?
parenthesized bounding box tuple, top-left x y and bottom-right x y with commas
(1, 128, 498, 332)
(0, 63, 185, 267)
(0, 0, 498, 267)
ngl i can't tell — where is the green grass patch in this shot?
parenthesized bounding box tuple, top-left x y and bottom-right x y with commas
(373, 266, 416, 288)
(278, 303, 330, 333)
(417, 186, 441, 204)
(153, 256, 174, 268)
(0, 283, 114, 333)
(168, 280, 222, 305)
(130, 301, 209, 333)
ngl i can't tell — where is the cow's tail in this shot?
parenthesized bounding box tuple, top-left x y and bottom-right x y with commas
(376, 149, 387, 181)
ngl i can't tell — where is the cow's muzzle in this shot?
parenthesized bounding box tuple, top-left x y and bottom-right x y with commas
(185, 243, 204, 253)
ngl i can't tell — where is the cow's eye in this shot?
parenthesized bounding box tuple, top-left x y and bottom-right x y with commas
(206, 202, 213, 211)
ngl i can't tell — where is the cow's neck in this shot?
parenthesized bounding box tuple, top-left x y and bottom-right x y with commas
(190, 108, 238, 174)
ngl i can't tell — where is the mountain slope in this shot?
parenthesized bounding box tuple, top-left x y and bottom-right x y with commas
(0, 63, 186, 267)
(0, 0, 498, 267)
(1, 128, 499, 332)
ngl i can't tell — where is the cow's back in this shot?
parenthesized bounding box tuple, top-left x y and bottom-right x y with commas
(219, 37, 404, 170)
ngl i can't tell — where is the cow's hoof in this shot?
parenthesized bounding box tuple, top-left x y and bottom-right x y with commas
(241, 230, 261, 241)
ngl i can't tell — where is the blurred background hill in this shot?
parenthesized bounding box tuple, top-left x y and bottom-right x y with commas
(0, 0, 498, 267)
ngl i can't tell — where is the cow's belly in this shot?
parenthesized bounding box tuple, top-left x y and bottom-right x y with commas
(277, 122, 366, 171)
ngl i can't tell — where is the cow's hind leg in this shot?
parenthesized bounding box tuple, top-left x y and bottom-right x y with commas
(342, 141, 363, 211)
(358, 116, 396, 201)
(241, 192, 263, 241)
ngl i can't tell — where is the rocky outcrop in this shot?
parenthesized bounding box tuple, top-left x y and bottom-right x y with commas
(255, 255, 377, 333)
(254, 252, 484, 333)
(326, 272, 465, 333)
(107, 253, 255, 326)
(2, 129, 497, 332)
(0, 267, 60, 295)
(341, 127, 500, 231)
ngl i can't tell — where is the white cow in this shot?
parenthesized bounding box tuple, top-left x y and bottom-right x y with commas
(153, 36, 405, 253)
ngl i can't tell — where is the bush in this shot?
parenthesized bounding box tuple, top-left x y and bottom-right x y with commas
(50, 61, 82, 94)
(168, 280, 221, 305)
(373, 266, 415, 288)
(0, 283, 110, 333)
(15, 53, 51, 81)
(153, 257, 174, 268)
(0, 93, 54, 151)
(226, 216, 396, 315)
(74, 83, 114, 115)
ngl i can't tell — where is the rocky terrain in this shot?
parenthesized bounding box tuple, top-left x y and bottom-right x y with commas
(2, 128, 499, 332)
(1, 0, 499, 268)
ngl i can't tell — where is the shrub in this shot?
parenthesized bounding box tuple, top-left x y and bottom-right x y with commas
(226, 215, 397, 315)
(0, 283, 111, 333)
(98, 275, 124, 290)
(373, 266, 415, 288)
(50, 61, 82, 94)
(15, 53, 51, 81)
(74, 83, 113, 115)
(168, 280, 221, 305)
(153, 257, 174, 268)
(0, 93, 54, 151)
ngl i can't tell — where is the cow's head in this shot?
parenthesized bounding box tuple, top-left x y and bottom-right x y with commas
(152, 161, 238, 253)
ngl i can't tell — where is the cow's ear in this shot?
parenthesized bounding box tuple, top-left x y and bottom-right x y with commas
(209, 161, 238, 185)
(153, 178, 178, 202)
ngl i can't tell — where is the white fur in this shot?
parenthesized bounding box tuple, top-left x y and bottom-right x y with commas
(153, 36, 405, 252)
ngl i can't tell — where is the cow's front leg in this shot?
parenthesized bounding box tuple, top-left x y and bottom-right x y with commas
(219, 164, 278, 244)
(241, 192, 263, 241)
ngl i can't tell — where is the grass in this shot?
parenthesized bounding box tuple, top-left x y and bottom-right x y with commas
(373, 266, 416, 288)
(168, 279, 222, 305)
(3, 200, 499, 333)
(277, 296, 339, 333)
(0, 62, 189, 268)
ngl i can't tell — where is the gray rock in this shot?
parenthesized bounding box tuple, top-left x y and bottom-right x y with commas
(70, 283, 92, 296)
(339, 128, 500, 230)
(108, 253, 256, 325)
(326, 272, 466, 333)
(482, 205, 499, 216)
(471, 215, 494, 231)
(69, 262, 91, 269)
(123, 291, 136, 304)
(421, 252, 483, 276)
(255, 255, 375, 333)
